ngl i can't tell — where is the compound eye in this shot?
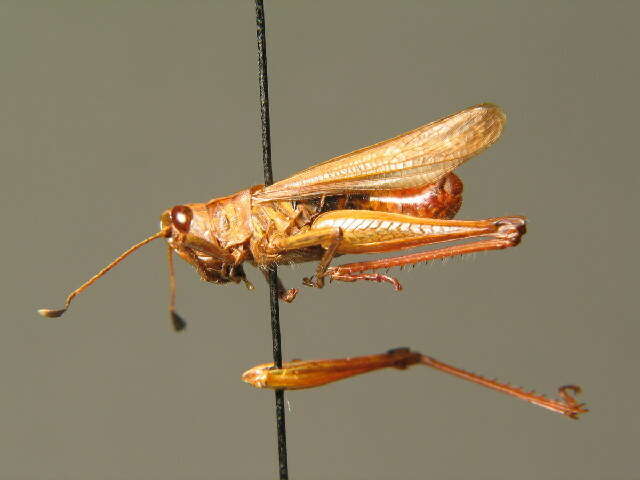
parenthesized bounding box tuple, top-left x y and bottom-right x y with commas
(170, 205, 193, 233)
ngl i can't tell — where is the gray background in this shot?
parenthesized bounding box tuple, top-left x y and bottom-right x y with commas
(1, 1, 638, 479)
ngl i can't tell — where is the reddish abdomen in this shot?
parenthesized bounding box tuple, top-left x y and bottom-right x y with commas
(348, 173, 463, 220)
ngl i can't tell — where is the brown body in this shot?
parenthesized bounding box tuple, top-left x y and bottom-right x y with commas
(40, 104, 527, 322)
(163, 172, 466, 281)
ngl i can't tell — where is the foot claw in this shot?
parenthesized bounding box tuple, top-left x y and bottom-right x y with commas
(302, 276, 324, 288)
(558, 385, 589, 419)
(281, 288, 298, 303)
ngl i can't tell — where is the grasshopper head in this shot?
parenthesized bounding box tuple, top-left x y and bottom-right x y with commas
(161, 204, 233, 264)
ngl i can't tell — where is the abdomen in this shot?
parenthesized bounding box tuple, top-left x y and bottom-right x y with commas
(347, 173, 463, 220)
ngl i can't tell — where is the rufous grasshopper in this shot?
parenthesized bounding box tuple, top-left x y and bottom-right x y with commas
(40, 103, 526, 330)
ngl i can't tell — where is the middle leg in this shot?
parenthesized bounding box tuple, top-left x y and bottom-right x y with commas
(267, 226, 343, 289)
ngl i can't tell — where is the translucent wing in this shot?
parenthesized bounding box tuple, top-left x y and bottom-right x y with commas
(252, 103, 506, 202)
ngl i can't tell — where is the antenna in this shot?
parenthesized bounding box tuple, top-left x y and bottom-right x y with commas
(38, 228, 170, 318)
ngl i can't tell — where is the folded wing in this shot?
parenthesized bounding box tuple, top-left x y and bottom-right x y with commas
(253, 103, 506, 202)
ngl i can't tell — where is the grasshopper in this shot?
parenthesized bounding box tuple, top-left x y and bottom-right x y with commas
(40, 104, 526, 330)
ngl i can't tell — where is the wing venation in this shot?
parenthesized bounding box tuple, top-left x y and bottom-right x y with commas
(253, 103, 506, 202)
